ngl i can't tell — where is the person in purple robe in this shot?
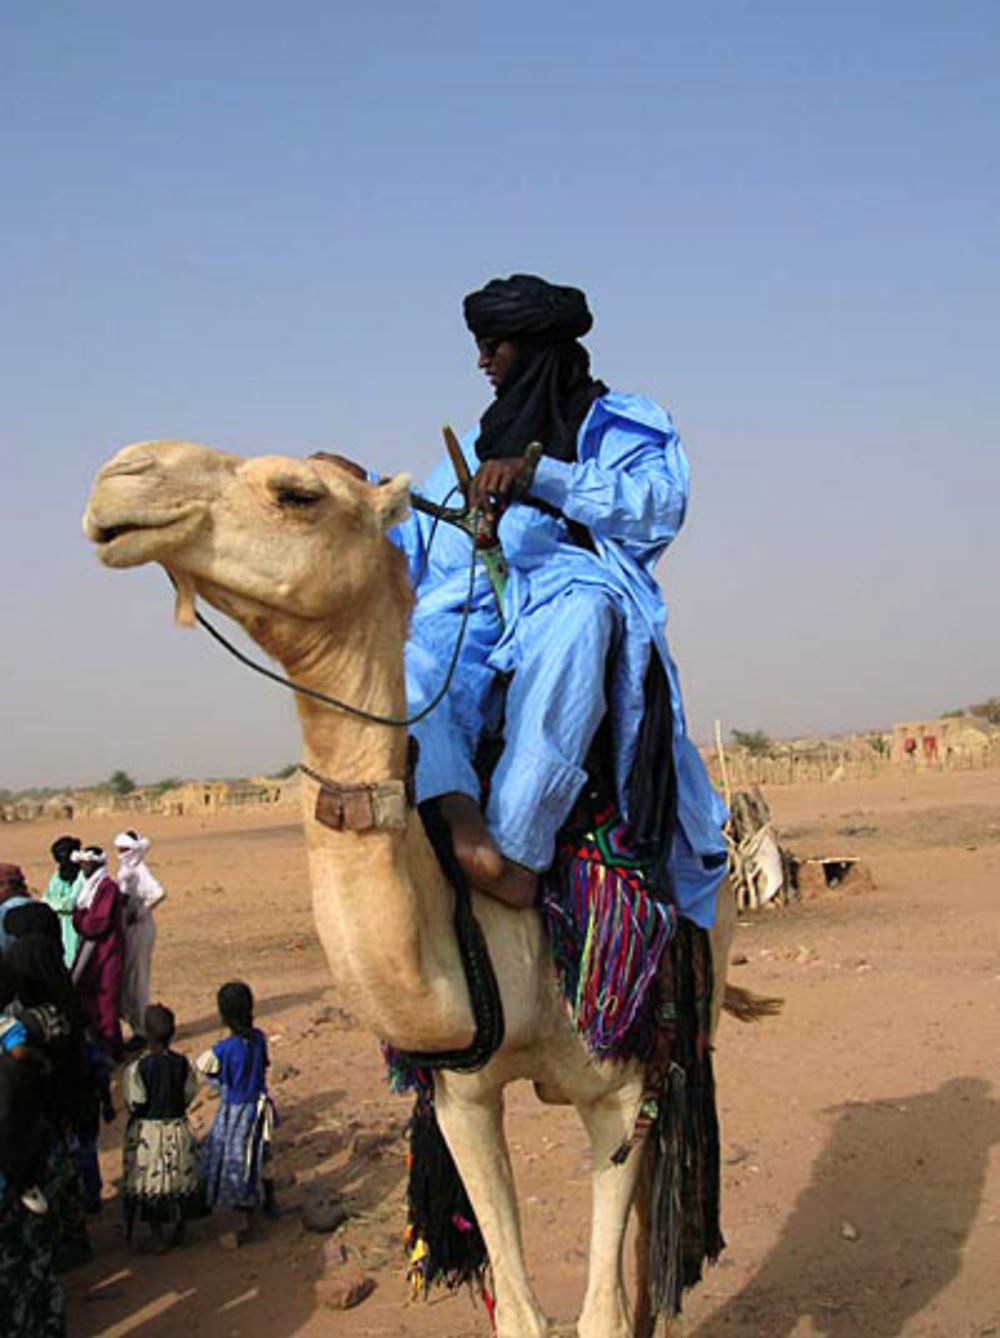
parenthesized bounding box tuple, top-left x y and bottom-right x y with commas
(71, 847, 125, 1060)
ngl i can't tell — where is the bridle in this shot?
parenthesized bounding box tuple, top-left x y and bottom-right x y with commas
(185, 438, 542, 730)
(183, 483, 481, 729)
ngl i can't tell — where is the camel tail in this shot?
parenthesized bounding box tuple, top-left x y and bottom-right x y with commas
(722, 982, 784, 1023)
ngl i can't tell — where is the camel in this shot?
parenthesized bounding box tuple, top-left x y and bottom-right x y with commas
(83, 439, 740, 1338)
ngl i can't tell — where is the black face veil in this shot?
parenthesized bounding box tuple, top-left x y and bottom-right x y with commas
(463, 274, 606, 463)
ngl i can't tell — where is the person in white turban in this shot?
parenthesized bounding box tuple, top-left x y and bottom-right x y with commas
(113, 831, 166, 1048)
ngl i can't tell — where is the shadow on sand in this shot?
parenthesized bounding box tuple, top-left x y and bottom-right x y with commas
(693, 1076, 999, 1337)
(174, 986, 328, 1042)
(67, 1081, 409, 1338)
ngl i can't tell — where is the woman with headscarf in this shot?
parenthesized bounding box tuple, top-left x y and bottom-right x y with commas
(43, 836, 82, 967)
(114, 830, 166, 1048)
(395, 274, 727, 919)
(71, 847, 126, 1059)
(0, 864, 33, 953)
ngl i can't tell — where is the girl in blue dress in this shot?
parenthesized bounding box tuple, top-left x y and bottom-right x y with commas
(198, 981, 277, 1240)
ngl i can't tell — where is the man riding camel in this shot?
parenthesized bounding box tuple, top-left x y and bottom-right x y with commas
(392, 273, 727, 923)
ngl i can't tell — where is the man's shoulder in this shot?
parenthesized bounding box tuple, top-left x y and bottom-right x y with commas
(593, 391, 676, 437)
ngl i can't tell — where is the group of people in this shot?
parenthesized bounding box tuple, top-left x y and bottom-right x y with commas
(0, 831, 164, 1060)
(0, 832, 278, 1338)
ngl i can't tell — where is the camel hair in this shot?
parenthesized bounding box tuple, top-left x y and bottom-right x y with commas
(84, 439, 744, 1338)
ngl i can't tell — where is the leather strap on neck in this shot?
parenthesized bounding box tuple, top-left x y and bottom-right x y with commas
(301, 760, 415, 833)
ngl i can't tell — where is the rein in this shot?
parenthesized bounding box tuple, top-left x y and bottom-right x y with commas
(182, 487, 480, 729)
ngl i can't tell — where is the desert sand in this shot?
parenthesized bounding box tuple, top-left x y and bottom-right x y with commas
(4, 765, 999, 1337)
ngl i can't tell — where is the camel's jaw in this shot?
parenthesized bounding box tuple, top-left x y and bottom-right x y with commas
(83, 502, 208, 569)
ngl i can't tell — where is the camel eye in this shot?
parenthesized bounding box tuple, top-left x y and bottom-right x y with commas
(275, 487, 323, 508)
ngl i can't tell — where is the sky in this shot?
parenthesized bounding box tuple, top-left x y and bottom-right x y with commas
(1, 1, 997, 791)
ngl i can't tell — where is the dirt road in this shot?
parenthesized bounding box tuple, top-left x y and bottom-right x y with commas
(4, 767, 999, 1336)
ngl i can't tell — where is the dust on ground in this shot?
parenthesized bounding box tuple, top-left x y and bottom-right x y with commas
(4, 766, 999, 1337)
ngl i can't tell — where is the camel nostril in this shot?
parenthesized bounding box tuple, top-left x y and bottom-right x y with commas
(101, 454, 157, 481)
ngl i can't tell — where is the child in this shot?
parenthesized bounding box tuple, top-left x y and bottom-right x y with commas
(198, 981, 277, 1242)
(122, 1003, 202, 1251)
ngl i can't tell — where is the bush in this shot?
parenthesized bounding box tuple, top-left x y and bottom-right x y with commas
(969, 698, 1000, 726)
(730, 728, 774, 756)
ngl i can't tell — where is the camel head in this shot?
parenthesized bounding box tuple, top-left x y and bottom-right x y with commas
(83, 440, 412, 642)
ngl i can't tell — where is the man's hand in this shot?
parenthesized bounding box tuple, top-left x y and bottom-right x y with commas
(469, 457, 531, 519)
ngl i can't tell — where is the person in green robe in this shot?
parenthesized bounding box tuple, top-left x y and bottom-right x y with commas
(43, 836, 82, 966)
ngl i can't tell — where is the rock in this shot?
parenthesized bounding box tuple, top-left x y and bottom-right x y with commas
(219, 1231, 240, 1251)
(841, 1220, 860, 1242)
(271, 1062, 300, 1085)
(300, 1191, 349, 1234)
(322, 1238, 349, 1268)
(730, 952, 749, 966)
(312, 1003, 358, 1029)
(316, 1262, 376, 1310)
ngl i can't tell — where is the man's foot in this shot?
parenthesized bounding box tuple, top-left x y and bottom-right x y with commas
(437, 793, 503, 887)
(483, 859, 539, 910)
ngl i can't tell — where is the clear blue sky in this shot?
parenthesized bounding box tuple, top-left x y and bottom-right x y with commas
(2, 1, 997, 790)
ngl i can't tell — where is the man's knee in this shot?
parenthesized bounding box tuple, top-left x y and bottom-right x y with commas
(525, 586, 621, 666)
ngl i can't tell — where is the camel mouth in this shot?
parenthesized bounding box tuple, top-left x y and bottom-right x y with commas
(86, 504, 206, 568)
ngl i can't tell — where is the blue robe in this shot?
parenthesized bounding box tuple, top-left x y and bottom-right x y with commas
(392, 390, 727, 928)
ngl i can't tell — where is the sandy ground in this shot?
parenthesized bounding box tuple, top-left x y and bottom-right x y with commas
(4, 767, 1000, 1337)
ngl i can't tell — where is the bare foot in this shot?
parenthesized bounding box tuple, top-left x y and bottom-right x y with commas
(437, 793, 504, 887)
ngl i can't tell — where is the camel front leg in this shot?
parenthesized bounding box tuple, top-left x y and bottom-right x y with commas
(434, 1074, 549, 1338)
(575, 1080, 646, 1338)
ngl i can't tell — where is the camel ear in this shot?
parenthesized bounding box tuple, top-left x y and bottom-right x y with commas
(374, 472, 411, 530)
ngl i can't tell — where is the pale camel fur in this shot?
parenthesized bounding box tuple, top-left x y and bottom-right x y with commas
(84, 440, 738, 1338)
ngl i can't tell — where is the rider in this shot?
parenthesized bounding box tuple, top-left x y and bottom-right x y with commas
(395, 274, 727, 924)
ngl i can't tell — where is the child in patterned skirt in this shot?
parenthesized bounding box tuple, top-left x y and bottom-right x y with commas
(198, 981, 277, 1242)
(122, 1003, 202, 1250)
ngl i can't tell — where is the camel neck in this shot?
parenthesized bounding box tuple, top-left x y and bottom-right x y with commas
(290, 610, 409, 786)
(266, 570, 475, 1053)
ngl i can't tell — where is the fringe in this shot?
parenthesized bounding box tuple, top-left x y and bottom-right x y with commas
(648, 925, 725, 1316)
(542, 857, 676, 1061)
(404, 1082, 489, 1297)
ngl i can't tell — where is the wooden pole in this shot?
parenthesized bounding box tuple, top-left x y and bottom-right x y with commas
(715, 718, 733, 810)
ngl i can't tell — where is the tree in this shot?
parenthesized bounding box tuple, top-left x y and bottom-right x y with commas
(939, 709, 964, 719)
(272, 763, 299, 779)
(107, 769, 136, 795)
(730, 728, 774, 756)
(969, 698, 1000, 726)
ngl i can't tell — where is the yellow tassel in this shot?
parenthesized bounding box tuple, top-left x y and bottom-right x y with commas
(407, 1234, 428, 1300)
